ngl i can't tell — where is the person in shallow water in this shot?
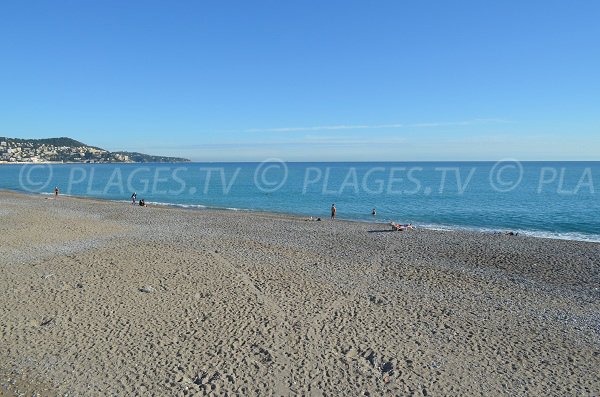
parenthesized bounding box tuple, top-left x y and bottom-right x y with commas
(331, 204, 336, 220)
(131, 192, 137, 205)
(372, 208, 376, 216)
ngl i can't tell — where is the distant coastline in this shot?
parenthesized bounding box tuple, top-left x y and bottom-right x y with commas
(0, 136, 190, 163)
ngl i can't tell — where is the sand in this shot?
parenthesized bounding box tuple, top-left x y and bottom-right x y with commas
(0, 190, 598, 396)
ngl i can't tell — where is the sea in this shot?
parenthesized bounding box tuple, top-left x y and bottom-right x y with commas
(1, 161, 599, 242)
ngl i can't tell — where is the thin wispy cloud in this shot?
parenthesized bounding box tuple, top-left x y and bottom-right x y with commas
(245, 124, 404, 133)
(127, 136, 408, 152)
(245, 118, 512, 133)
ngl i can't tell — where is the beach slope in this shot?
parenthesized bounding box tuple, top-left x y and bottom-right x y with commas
(0, 191, 598, 395)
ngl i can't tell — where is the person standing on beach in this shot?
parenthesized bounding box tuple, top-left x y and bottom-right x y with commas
(331, 204, 336, 220)
(54, 186, 59, 197)
(131, 192, 137, 205)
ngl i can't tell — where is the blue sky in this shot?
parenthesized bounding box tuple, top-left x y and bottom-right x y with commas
(0, 0, 598, 161)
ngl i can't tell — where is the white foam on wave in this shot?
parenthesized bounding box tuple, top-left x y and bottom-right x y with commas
(515, 230, 600, 243)
(146, 201, 208, 209)
(39, 191, 77, 198)
(418, 223, 600, 243)
(109, 199, 130, 204)
(82, 195, 232, 211)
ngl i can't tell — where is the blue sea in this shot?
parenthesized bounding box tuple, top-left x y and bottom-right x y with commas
(1, 161, 599, 242)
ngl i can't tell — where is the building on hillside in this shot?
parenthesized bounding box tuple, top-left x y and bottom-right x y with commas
(114, 154, 129, 161)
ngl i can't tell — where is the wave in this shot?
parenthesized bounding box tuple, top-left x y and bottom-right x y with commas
(146, 201, 208, 209)
(417, 223, 600, 243)
(131, 199, 249, 212)
(40, 192, 78, 198)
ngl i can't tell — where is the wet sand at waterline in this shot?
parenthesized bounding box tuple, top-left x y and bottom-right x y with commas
(0, 190, 598, 396)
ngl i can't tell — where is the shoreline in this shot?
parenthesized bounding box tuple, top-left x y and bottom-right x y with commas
(3, 187, 600, 244)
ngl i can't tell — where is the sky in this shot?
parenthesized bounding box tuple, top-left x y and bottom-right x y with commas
(0, 0, 599, 161)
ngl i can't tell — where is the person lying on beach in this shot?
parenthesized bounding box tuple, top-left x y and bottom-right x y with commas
(390, 222, 403, 231)
(390, 222, 415, 231)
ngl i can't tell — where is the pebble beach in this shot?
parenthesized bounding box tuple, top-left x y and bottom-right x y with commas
(0, 190, 599, 396)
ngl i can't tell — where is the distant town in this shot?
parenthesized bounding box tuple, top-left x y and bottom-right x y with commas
(0, 137, 190, 163)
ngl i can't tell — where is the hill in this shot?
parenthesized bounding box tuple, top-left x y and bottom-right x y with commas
(0, 136, 190, 163)
(112, 151, 190, 163)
